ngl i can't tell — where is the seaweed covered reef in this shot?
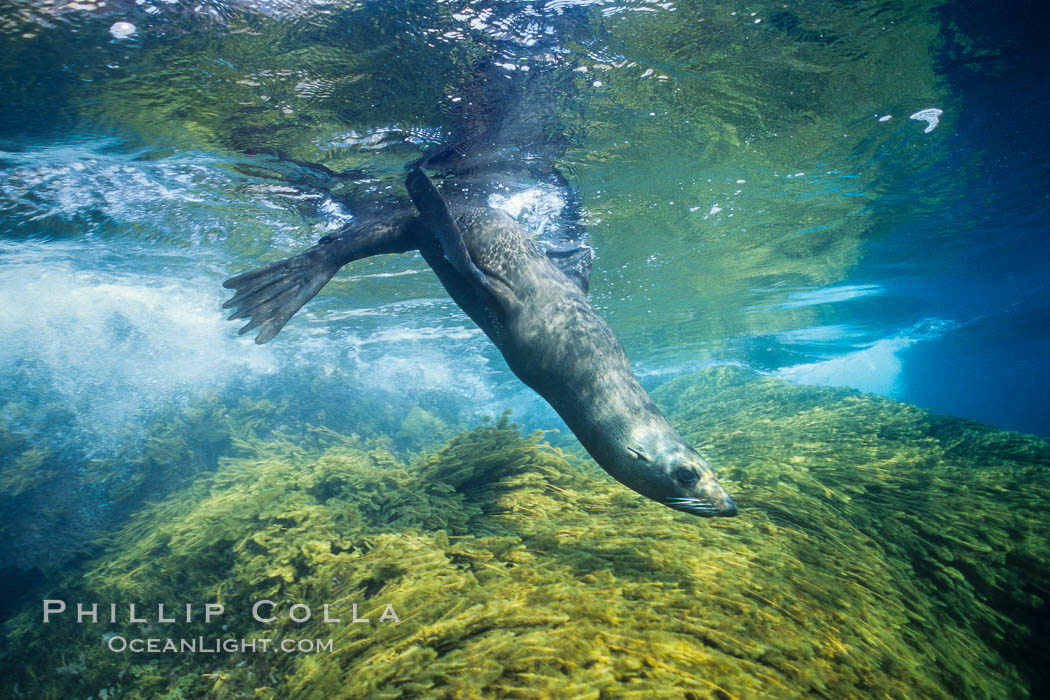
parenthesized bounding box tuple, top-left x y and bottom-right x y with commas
(0, 363, 460, 621)
(2, 367, 1048, 698)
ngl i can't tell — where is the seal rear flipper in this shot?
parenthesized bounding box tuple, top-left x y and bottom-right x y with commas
(545, 242, 593, 294)
(223, 213, 417, 344)
(222, 247, 337, 344)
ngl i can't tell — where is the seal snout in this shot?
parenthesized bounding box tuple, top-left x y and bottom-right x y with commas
(638, 440, 740, 517)
(666, 471, 738, 517)
(719, 495, 739, 517)
(706, 483, 738, 517)
(689, 462, 738, 517)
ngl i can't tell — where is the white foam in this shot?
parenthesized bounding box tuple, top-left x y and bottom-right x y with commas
(910, 108, 943, 134)
(488, 184, 568, 239)
(0, 244, 275, 447)
(775, 337, 913, 396)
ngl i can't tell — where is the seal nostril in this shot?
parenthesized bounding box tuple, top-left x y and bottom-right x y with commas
(720, 498, 739, 517)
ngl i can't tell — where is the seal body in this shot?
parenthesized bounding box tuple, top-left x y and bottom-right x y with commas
(224, 178, 736, 517)
(410, 200, 737, 517)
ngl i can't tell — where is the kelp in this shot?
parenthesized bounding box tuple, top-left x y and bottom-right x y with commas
(0, 363, 107, 581)
(0, 362, 461, 588)
(3, 367, 1048, 699)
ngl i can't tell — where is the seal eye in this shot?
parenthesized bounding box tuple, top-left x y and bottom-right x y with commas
(674, 468, 699, 486)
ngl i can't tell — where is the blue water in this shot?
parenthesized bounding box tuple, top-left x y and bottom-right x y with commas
(0, 0, 1048, 624)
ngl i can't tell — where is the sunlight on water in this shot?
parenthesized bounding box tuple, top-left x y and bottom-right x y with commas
(0, 143, 353, 252)
(775, 284, 884, 311)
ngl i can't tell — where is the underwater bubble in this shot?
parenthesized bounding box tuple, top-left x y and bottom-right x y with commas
(909, 107, 943, 133)
(108, 21, 136, 39)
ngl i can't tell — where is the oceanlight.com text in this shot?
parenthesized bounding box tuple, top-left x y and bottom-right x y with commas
(105, 636, 334, 654)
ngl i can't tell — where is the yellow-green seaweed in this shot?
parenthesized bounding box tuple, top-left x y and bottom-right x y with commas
(2, 368, 1048, 699)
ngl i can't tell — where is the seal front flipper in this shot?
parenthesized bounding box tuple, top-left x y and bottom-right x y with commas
(223, 214, 416, 344)
(405, 168, 520, 313)
(222, 246, 340, 344)
(405, 168, 485, 285)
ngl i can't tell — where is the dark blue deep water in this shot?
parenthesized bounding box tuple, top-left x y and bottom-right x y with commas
(870, 2, 1050, 436)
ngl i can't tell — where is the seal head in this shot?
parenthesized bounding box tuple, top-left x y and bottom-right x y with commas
(623, 435, 737, 517)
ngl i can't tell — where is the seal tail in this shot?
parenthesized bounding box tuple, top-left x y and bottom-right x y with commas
(222, 247, 337, 344)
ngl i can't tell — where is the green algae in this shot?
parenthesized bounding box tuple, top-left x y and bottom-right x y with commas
(3, 368, 1049, 699)
(0, 362, 463, 590)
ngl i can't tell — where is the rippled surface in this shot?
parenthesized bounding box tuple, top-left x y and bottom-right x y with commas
(1, 2, 1047, 434)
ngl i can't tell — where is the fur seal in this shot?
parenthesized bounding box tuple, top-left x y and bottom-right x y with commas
(221, 169, 737, 517)
(221, 63, 737, 517)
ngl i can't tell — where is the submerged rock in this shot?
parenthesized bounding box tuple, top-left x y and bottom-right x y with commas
(3, 367, 1048, 698)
